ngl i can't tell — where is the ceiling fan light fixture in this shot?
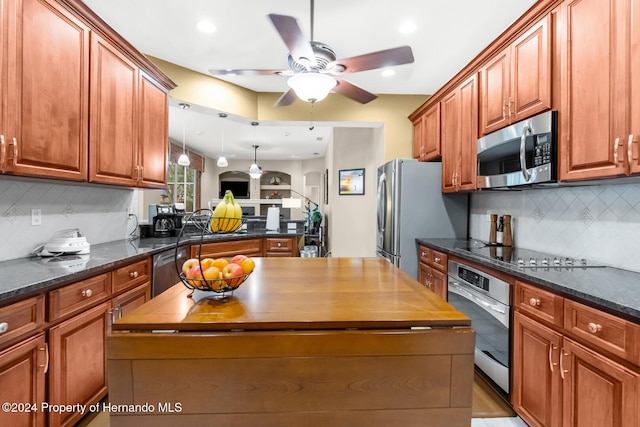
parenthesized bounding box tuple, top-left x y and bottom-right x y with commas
(177, 153, 190, 166)
(249, 144, 263, 179)
(287, 73, 336, 103)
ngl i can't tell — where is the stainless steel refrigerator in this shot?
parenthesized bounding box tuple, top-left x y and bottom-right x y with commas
(376, 159, 468, 279)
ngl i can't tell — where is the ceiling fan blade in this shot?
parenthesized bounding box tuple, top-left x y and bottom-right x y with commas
(328, 46, 414, 74)
(268, 14, 317, 69)
(333, 79, 377, 104)
(274, 88, 298, 107)
(209, 68, 290, 76)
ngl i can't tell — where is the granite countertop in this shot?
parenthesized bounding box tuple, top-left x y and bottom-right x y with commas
(0, 230, 303, 303)
(416, 238, 640, 323)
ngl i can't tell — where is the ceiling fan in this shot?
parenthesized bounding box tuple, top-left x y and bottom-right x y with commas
(208, 0, 415, 106)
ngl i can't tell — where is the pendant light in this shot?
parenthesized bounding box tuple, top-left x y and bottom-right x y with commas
(249, 144, 263, 179)
(177, 103, 190, 167)
(216, 127, 228, 167)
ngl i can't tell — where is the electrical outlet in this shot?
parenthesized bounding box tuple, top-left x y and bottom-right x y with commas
(31, 208, 42, 226)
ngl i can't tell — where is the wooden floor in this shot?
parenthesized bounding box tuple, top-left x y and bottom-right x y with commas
(77, 372, 515, 427)
(472, 372, 515, 418)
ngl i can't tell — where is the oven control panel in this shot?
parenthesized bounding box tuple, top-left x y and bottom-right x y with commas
(457, 267, 489, 292)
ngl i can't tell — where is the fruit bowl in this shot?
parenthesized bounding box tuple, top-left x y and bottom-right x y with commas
(178, 270, 251, 293)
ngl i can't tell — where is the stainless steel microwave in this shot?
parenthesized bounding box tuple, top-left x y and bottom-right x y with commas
(476, 110, 557, 189)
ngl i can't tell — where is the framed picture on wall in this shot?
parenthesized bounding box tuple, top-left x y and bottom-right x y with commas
(338, 168, 365, 195)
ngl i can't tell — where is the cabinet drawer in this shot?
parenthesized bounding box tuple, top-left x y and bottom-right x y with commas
(564, 299, 640, 365)
(193, 239, 263, 258)
(0, 296, 45, 349)
(515, 281, 564, 326)
(428, 249, 448, 272)
(418, 245, 431, 265)
(113, 258, 150, 294)
(265, 238, 293, 252)
(48, 273, 111, 322)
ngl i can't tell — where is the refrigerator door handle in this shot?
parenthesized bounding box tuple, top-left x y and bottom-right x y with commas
(377, 173, 387, 233)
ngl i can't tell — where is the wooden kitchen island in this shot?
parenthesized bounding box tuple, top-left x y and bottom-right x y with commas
(107, 257, 474, 427)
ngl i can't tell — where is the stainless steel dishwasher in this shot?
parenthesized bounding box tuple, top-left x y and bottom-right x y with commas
(152, 245, 188, 297)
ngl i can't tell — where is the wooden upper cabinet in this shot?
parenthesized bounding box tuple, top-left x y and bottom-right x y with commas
(558, 0, 630, 181)
(89, 32, 139, 186)
(441, 74, 478, 193)
(480, 14, 551, 136)
(413, 103, 441, 161)
(3, 0, 90, 180)
(628, 0, 640, 175)
(138, 75, 169, 188)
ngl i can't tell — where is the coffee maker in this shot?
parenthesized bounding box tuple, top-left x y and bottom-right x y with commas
(150, 204, 182, 237)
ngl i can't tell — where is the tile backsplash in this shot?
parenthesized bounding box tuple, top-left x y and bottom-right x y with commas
(469, 183, 640, 272)
(0, 177, 137, 262)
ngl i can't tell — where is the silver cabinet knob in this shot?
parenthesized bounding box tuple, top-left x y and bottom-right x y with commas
(82, 289, 93, 297)
(0, 322, 8, 334)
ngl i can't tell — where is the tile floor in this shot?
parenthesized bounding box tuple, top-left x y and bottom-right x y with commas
(472, 417, 529, 427)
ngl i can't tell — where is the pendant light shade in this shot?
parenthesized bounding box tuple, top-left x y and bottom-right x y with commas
(217, 127, 228, 167)
(178, 103, 191, 167)
(249, 145, 263, 179)
(287, 73, 337, 103)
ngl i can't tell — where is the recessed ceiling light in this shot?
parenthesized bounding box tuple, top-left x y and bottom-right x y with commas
(398, 21, 417, 34)
(381, 69, 396, 77)
(196, 19, 216, 33)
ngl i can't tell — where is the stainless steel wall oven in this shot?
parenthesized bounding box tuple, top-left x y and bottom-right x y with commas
(447, 259, 511, 395)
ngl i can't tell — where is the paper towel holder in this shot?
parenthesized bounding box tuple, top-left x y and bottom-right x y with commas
(266, 206, 280, 232)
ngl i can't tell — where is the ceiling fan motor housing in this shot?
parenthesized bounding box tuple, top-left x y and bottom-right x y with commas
(288, 41, 340, 73)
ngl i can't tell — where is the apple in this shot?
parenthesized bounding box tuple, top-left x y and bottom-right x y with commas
(186, 265, 203, 288)
(231, 254, 248, 265)
(182, 258, 200, 276)
(239, 257, 255, 274)
(222, 263, 244, 287)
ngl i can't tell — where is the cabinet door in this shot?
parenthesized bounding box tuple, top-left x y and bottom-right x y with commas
(458, 74, 478, 191)
(441, 88, 460, 193)
(511, 15, 552, 123)
(421, 103, 441, 161)
(412, 116, 422, 160)
(0, 333, 46, 427)
(418, 263, 434, 292)
(4, 0, 89, 180)
(561, 337, 639, 427)
(112, 282, 150, 320)
(89, 32, 139, 186)
(630, 0, 640, 175)
(49, 303, 109, 427)
(429, 268, 447, 300)
(513, 312, 563, 427)
(480, 47, 511, 135)
(559, 0, 629, 181)
(138, 75, 168, 188)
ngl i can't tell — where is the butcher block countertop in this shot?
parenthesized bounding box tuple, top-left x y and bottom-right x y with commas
(113, 257, 471, 332)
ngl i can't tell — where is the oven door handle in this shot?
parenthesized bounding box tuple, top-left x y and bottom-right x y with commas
(449, 280, 508, 317)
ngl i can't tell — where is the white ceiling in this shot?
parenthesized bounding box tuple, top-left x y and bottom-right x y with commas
(83, 0, 537, 161)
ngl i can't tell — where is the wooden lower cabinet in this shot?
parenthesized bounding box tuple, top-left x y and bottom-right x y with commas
(513, 311, 640, 427)
(513, 311, 563, 427)
(265, 237, 298, 257)
(49, 302, 109, 427)
(112, 282, 150, 320)
(418, 264, 447, 300)
(0, 333, 46, 427)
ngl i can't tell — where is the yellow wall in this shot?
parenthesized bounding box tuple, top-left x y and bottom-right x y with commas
(149, 56, 429, 161)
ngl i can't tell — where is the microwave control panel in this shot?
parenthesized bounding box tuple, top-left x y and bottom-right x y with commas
(533, 133, 552, 166)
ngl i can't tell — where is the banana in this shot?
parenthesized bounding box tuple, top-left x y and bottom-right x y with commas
(211, 190, 242, 232)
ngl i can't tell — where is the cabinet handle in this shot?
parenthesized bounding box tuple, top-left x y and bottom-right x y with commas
(130, 271, 139, 278)
(277, 242, 282, 247)
(138, 165, 143, 180)
(0, 135, 5, 165)
(434, 257, 441, 263)
(613, 137, 623, 165)
(421, 251, 427, 257)
(0, 322, 8, 334)
(426, 273, 432, 288)
(560, 349, 568, 380)
(39, 343, 49, 374)
(81, 289, 93, 297)
(529, 297, 541, 307)
(508, 97, 513, 118)
(12, 138, 17, 165)
(587, 322, 602, 333)
(548, 344, 558, 372)
(503, 101, 507, 120)
(628, 134, 635, 174)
